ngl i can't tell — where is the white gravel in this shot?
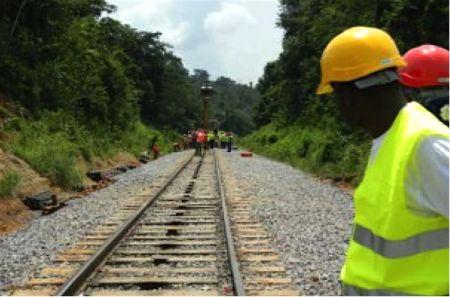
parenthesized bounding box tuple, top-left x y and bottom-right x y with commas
(0, 151, 190, 292)
(218, 149, 354, 295)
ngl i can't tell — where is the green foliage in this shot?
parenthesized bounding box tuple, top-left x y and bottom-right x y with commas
(0, 171, 21, 199)
(268, 135, 278, 144)
(240, 122, 371, 185)
(4, 113, 84, 189)
(0, 0, 206, 134)
(2, 111, 175, 190)
(0, 0, 114, 113)
(113, 122, 176, 156)
(190, 70, 260, 135)
(48, 17, 139, 131)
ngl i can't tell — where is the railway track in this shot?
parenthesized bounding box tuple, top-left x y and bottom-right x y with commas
(12, 151, 298, 296)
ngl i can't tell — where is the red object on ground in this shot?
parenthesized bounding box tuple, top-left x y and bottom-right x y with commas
(241, 151, 253, 157)
(399, 44, 449, 88)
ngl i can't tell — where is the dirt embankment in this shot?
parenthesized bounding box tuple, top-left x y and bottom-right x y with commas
(0, 93, 144, 235)
(0, 148, 56, 234)
(0, 147, 141, 235)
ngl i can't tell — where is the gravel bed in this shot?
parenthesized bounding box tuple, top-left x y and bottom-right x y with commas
(218, 149, 354, 296)
(0, 151, 191, 292)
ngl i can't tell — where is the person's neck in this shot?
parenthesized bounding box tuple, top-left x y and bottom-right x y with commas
(366, 101, 407, 138)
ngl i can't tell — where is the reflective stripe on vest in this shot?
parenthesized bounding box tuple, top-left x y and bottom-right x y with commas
(341, 283, 415, 296)
(354, 224, 449, 258)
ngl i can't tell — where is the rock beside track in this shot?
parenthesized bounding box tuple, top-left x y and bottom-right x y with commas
(218, 149, 354, 296)
(0, 151, 191, 292)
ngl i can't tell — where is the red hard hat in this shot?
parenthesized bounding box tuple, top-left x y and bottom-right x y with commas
(398, 44, 449, 88)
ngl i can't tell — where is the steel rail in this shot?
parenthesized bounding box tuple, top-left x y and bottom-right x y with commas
(192, 152, 203, 179)
(214, 150, 246, 296)
(56, 152, 196, 296)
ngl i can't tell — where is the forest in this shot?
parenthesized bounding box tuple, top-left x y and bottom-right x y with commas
(0, 0, 257, 190)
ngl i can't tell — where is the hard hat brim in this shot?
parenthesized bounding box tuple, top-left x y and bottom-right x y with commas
(354, 70, 399, 89)
(316, 83, 334, 95)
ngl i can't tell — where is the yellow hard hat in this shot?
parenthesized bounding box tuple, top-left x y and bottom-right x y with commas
(316, 26, 406, 94)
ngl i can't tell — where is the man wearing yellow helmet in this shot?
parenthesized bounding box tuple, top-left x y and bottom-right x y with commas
(318, 27, 449, 295)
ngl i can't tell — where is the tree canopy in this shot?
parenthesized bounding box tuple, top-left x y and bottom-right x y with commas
(0, 0, 204, 133)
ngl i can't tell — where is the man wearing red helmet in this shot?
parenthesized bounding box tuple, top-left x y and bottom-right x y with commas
(399, 44, 449, 125)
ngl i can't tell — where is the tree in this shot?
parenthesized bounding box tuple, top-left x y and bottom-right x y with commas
(0, 0, 206, 133)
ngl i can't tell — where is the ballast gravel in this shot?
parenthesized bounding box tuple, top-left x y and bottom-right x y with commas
(218, 149, 354, 296)
(0, 151, 190, 292)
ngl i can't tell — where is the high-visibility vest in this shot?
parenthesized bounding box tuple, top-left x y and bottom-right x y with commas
(341, 102, 449, 296)
(219, 133, 226, 142)
(207, 133, 214, 141)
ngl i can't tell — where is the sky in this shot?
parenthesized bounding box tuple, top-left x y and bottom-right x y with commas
(107, 0, 283, 84)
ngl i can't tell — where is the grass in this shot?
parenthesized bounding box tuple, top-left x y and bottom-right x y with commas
(0, 171, 21, 199)
(1, 111, 178, 190)
(239, 122, 371, 186)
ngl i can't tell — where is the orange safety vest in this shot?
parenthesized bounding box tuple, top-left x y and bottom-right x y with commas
(197, 132, 206, 143)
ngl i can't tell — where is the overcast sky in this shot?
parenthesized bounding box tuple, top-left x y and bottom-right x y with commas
(107, 0, 283, 84)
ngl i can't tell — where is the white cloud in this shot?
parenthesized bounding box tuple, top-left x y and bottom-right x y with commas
(200, 0, 282, 83)
(109, 0, 190, 47)
(163, 21, 190, 46)
(108, 0, 283, 84)
(204, 3, 256, 34)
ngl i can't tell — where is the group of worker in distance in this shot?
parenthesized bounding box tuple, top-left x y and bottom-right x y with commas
(174, 129, 234, 156)
(317, 26, 449, 295)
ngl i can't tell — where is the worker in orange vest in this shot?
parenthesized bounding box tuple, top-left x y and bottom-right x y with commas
(197, 129, 207, 156)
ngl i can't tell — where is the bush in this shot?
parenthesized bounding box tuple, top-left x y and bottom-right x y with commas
(2, 111, 179, 190)
(239, 122, 370, 186)
(11, 129, 84, 190)
(259, 134, 267, 145)
(297, 132, 312, 158)
(268, 135, 278, 144)
(0, 171, 21, 199)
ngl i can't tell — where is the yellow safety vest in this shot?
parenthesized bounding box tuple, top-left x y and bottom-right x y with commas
(341, 102, 449, 296)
